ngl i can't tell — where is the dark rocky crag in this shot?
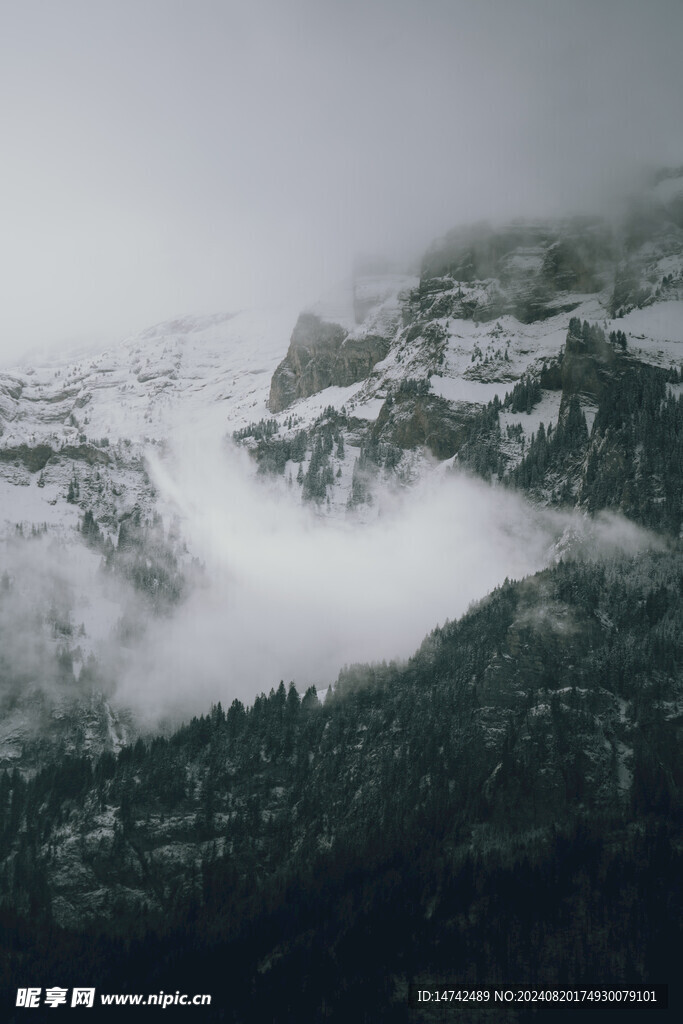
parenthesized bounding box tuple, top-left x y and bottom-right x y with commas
(370, 391, 474, 460)
(417, 217, 613, 325)
(268, 313, 390, 412)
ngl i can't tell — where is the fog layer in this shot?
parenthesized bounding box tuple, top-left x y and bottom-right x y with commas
(114, 437, 655, 723)
(2, 0, 683, 360)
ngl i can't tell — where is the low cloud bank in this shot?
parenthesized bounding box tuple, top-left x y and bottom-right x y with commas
(114, 438, 658, 724)
(0, 439, 661, 731)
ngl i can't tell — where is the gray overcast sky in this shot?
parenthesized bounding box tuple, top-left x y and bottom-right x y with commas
(1, 0, 682, 361)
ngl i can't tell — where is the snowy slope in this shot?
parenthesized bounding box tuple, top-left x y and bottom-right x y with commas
(2, 263, 680, 543)
(0, 200, 682, 763)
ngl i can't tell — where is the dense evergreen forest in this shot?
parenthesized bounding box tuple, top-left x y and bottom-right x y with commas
(453, 319, 683, 537)
(1, 551, 681, 1021)
(3, 324, 683, 1020)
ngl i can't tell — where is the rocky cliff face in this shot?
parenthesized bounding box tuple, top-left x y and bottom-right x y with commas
(417, 217, 613, 325)
(371, 392, 474, 460)
(253, 173, 683, 521)
(268, 313, 391, 412)
(0, 687, 129, 774)
(560, 318, 617, 403)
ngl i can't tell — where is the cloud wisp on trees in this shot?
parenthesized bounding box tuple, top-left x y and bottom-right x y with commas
(112, 438, 658, 724)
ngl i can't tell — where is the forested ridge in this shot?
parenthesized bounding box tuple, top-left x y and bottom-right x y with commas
(3, 317, 683, 1019)
(4, 285, 683, 1022)
(458, 318, 683, 535)
(1, 551, 681, 1020)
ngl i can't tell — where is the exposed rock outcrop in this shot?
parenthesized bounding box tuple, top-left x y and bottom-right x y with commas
(372, 393, 475, 460)
(0, 442, 111, 473)
(560, 319, 617, 406)
(416, 218, 613, 324)
(0, 443, 55, 472)
(268, 313, 390, 412)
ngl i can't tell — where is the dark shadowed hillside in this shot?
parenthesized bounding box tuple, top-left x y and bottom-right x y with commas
(1, 551, 681, 1021)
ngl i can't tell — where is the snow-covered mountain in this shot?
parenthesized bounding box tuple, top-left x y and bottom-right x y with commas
(3, 169, 683, 535)
(1, 177, 682, 1015)
(1, 171, 683, 772)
